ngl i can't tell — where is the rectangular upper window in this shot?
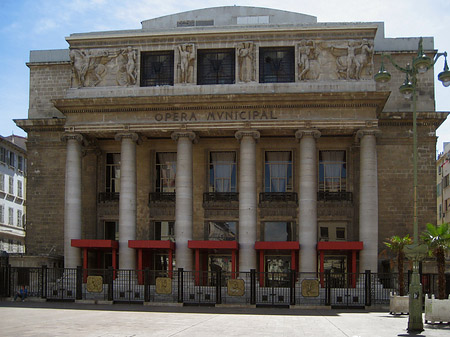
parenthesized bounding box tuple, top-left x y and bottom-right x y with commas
(154, 221, 175, 241)
(197, 49, 235, 85)
(106, 153, 120, 193)
(259, 47, 295, 83)
(263, 221, 295, 241)
(319, 150, 347, 192)
(209, 151, 237, 192)
(156, 152, 176, 193)
(141, 51, 174, 86)
(207, 221, 237, 241)
(264, 151, 293, 192)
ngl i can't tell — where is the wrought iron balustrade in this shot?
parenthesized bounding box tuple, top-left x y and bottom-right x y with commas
(259, 192, 298, 203)
(98, 192, 120, 203)
(317, 191, 353, 202)
(149, 192, 176, 203)
(203, 192, 239, 203)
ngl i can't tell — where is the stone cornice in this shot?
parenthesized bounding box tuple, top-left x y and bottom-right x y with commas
(14, 118, 66, 133)
(53, 91, 390, 115)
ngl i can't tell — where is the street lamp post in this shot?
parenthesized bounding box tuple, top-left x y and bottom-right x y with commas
(375, 38, 450, 333)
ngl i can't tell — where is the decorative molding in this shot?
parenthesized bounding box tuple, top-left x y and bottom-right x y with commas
(114, 132, 139, 143)
(171, 130, 198, 143)
(356, 128, 381, 140)
(235, 130, 260, 141)
(295, 129, 321, 140)
(61, 133, 84, 144)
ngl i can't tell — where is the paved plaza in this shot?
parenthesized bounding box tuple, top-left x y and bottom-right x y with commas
(1, 301, 450, 337)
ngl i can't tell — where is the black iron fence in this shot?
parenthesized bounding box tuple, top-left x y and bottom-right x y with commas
(1, 266, 448, 307)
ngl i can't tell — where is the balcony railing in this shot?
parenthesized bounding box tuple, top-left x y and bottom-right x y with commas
(317, 191, 353, 202)
(149, 192, 176, 203)
(98, 192, 120, 203)
(259, 192, 298, 203)
(203, 192, 239, 203)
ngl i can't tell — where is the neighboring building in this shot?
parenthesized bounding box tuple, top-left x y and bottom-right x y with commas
(437, 143, 450, 224)
(15, 7, 447, 277)
(0, 135, 26, 254)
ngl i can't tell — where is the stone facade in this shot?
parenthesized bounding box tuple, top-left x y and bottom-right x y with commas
(16, 7, 447, 273)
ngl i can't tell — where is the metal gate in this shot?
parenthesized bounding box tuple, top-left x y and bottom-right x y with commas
(112, 269, 144, 303)
(181, 271, 218, 305)
(45, 267, 77, 301)
(328, 272, 366, 308)
(256, 271, 293, 307)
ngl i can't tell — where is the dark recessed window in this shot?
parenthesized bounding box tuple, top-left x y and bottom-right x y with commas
(141, 51, 174, 86)
(259, 47, 295, 83)
(198, 49, 235, 85)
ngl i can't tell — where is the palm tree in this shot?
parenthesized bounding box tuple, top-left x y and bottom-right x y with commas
(421, 223, 450, 299)
(385, 235, 412, 296)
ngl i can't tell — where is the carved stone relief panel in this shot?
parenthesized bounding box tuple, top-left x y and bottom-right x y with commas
(176, 43, 196, 84)
(70, 47, 138, 88)
(237, 42, 256, 83)
(297, 39, 374, 81)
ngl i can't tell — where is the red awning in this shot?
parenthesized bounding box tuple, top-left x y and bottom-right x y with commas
(71, 239, 118, 250)
(317, 241, 363, 251)
(128, 240, 175, 250)
(188, 240, 238, 250)
(254, 241, 300, 250)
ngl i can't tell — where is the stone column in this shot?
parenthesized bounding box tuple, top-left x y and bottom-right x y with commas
(296, 129, 321, 274)
(115, 132, 139, 270)
(357, 129, 379, 272)
(62, 133, 83, 269)
(171, 131, 197, 271)
(235, 130, 260, 272)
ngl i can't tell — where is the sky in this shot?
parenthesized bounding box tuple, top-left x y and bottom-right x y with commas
(1, 0, 449, 154)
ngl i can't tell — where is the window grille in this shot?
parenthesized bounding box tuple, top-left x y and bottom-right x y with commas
(198, 49, 235, 85)
(259, 47, 295, 83)
(141, 51, 174, 86)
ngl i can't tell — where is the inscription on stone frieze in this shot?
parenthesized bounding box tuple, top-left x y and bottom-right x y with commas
(154, 111, 277, 122)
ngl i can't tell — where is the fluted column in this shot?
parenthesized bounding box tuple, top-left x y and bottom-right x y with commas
(115, 132, 139, 270)
(357, 129, 379, 272)
(296, 129, 321, 273)
(172, 131, 197, 271)
(235, 130, 260, 272)
(62, 133, 83, 269)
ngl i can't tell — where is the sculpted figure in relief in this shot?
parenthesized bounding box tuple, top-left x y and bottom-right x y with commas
(70, 49, 110, 87)
(298, 40, 319, 80)
(237, 42, 255, 82)
(330, 39, 374, 80)
(116, 47, 137, 86)
(178, 44, 195, 84)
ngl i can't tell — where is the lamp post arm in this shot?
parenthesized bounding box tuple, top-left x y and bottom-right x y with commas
(380, 54, 412, 75)
(432, 51, 448, 67)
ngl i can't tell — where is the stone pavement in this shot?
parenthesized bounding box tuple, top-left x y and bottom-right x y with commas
(1, 300, 450, 337)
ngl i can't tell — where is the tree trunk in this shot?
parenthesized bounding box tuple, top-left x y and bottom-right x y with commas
(398, 251, 405, 296)
(436, 247, 446, 300)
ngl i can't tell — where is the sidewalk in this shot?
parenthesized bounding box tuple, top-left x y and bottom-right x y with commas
(1, 300, 449, 336)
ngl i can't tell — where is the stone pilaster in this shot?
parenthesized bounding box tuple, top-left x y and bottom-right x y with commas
(235, 130, 260, 272)
(62, 133, 84, 269)
(115, 132, 139, 270)
(295, 129, 321, 273)
(171, 131, 197, 271)
(357, 129, 379, 272)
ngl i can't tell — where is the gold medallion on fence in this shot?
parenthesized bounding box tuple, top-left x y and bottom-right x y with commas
(301, 279, 319, 297)
(86, 276, 103, 293)
(227, 279, 245, 296)
(156, 277, 172, 294)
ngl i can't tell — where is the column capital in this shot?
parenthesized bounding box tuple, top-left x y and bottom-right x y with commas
(356, 128, 381, 140)
(295, 129, 321, 140)
(61, 133, 84, 144)
(235, 130, 260, 141)
(171, 131, 198, 143)
(114, 132, 140, 143)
